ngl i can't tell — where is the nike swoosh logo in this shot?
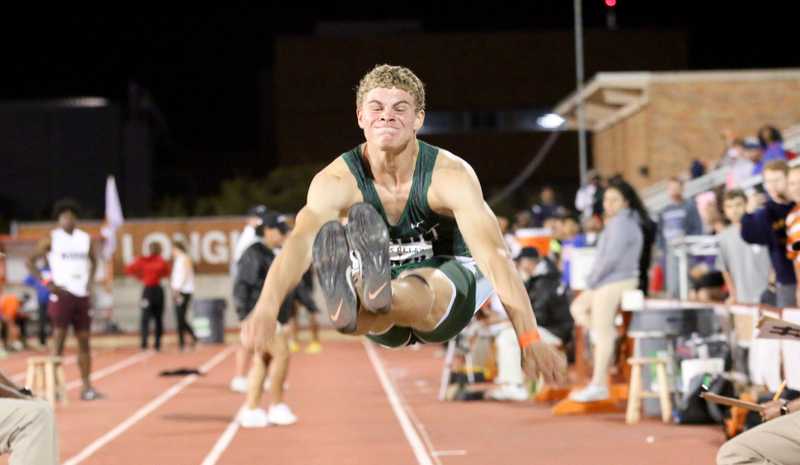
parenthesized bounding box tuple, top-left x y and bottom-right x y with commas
(367, 281, 389, 301)
(332, 299, 344, 322)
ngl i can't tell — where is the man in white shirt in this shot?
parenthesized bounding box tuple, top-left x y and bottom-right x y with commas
(27, 199, 102, 401)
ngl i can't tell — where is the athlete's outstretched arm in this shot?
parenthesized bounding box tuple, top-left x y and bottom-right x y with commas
(241, 171, 355, 353)
(431, 162, 567, 385)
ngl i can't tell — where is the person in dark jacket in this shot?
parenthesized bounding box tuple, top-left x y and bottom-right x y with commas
(516, 247, 573, 348)
(231, 211, 298, 427)
(741, 160, 796, 308)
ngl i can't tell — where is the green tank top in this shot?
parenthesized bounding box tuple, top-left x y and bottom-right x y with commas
(341, 140, 470, 268)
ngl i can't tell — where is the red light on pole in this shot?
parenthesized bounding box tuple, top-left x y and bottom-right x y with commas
(605, 0, 617, 7)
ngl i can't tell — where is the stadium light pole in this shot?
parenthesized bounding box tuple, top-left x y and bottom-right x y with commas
(574, 0, 588, 187)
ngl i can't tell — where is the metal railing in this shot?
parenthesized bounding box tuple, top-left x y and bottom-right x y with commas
(643, 125, 800, 213)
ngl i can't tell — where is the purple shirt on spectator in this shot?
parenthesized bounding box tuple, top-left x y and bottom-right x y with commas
(752, 143, 786, 175)
(763, 142, 786, 163)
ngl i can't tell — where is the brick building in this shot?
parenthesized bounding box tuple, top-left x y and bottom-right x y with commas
(555, 69, 800, 189)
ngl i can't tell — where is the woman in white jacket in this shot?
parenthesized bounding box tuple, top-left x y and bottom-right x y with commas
(171, 241, 198, 350)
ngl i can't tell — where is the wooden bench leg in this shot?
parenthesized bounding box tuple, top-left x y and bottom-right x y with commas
(626, 363, 642, 424)
(25, 362, 35, 390)
(44, 361, 56, 406)
(656, 362, 672, 423)
(56, 363, 68, 406)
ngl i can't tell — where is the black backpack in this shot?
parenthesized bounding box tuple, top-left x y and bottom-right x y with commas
(704, 374, 736, 424)
(676, 373, 716, 424)
(675, 372, 735, 424)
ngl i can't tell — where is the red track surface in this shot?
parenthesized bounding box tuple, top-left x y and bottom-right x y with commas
(0, 337, 726, 465)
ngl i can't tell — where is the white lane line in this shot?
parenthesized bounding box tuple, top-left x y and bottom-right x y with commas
(199, 404, 246, 465)
(65, 351, 154, 391)
(403, 395, 445, 465)
(62, 346, 236, 465)
(433, 450, 467, 457)
(362, 340, 434, 465)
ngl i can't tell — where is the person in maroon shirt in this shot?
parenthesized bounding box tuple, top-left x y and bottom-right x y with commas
(125, 243, 171, 351)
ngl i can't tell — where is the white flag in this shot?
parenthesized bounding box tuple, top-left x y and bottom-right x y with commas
(102, 176, 125, 260)
(105, 176, 124, 229)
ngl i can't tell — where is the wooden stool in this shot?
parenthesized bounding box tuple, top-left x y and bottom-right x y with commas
(626, 357, 671, 424)
(25, 356, 67, 406)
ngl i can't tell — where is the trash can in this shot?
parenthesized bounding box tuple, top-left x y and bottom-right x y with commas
(193, 298, 226, 344)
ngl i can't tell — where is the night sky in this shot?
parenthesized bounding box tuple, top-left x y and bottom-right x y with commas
(2, 3, 798, 201)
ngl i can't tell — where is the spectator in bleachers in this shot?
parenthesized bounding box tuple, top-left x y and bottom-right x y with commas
(23, 261, 51, 347)
(657, 177, 704, 297)
(553, 213, 587, 290)
(718, 189, 771, 305)
(0, 289, 27, 351)
(514, 210, 533, 229)
(582, 213, 602, 247)
(758, 125, 786, 164)
(497, 216, 521, 259)
(716, 128, 740, 168)
(697, 190, 722, 234)
(476, 296, 528, 402)
(516, 247, 573, 349)
(569, 178, 644, 403)
(575, 171, 602, 221)
(784, 166, 800, 304)
(531, 186, 562, 228)
(748, 136, 768, 176)
(725, 139, 757, 189)
(690, 159, 706, 179)
(742, 160, 796, 308)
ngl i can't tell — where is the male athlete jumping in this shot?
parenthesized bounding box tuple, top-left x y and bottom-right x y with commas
(241, 64, 566, 385)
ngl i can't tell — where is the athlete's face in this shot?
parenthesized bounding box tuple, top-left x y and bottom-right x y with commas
(58, 210, 76, 231)
(357, 87, 424, 151)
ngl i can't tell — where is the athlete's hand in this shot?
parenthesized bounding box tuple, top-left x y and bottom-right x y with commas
(240, 310, 276, 354)
(46, 282, 65, 294)
(522, 341, 568, 386)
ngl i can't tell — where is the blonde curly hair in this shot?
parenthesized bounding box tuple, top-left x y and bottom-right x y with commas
(356, 64, 425, 112)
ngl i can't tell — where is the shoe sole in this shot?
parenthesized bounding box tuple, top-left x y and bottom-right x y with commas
(346, 203, 391, 313)
(312, 221, 359, 333)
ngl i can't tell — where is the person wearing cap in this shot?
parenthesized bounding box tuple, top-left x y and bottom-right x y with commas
(232, 211, 297, 427)
(233, 205, 269, 268)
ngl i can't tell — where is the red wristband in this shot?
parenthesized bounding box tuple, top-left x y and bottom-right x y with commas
(519, 330, 541, 348)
